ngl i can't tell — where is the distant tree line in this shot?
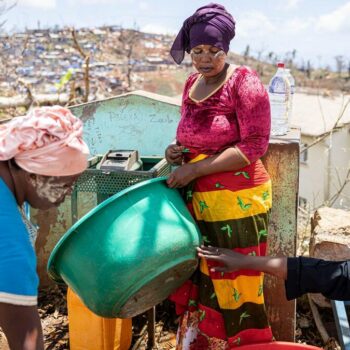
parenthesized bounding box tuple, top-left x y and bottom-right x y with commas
(242, 44, 350, 81)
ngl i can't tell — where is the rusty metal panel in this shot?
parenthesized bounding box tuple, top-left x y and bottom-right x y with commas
(32, 192, 96, 286)
(262, 128, 300, 342)
(70, 91, 181, 157)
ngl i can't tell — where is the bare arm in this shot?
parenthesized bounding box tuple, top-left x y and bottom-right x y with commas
(194, 147, 248, 176)
(167, 147, 248, 188)
(197, 246, 287, 280)
(198, 247, 350, 300)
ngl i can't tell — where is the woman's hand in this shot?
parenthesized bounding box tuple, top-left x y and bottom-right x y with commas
(165, 144, 185, 165)
(198, 246, 288, 279)
(167, 163, 198, 188)
(197, 245, 249, 273)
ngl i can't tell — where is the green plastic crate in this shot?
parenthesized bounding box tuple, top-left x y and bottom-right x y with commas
(71, 155, 171, 223)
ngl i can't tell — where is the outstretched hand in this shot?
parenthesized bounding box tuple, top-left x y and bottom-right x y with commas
(197, 245, 249, 273)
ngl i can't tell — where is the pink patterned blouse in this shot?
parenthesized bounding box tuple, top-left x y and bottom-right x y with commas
(176, 66, 271, 163)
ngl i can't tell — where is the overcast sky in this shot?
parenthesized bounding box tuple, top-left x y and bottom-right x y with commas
(2, 0, 350, 68)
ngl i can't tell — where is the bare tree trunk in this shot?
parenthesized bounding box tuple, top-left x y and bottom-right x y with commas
(72, 28, 90, 103)
(118, 28, 140, 91)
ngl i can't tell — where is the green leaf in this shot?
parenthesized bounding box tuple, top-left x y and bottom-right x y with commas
(199, 310, 206, 322)
(202, 236, 210, 244)
(221, 272, 225, 277)
(262, 191, 269, 200)
(234, 171, 250, 179)
(199, 200, 209, 213)
(258, 284, 263, 297)
(221, 224, 232, 238)
(182, 148, 190, 153)
(232, 338, 241, 345)
(188, 299, 197, 307)
(215, 182, 224, 188)
(55, 68, 74, 91)
(237, 196, 252, 211)
(258, 229, 268, 240)
(249, 251, 257, 256)
(239, 311, 251, 325)
(186, 190, 193, 200)
(233, 288, 242, 302)
(237, 196, 244, 207)
(242, 171, 250, 179)
(210, 292, 216, 300)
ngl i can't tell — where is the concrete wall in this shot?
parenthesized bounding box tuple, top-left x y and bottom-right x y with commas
(299, 125, 350, 209)
(31, 91, 300, 342)
(299, 135, 327, 208)
(328, 126, 350, 209)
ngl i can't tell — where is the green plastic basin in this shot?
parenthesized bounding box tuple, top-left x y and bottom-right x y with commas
(47, 177, 201, 318)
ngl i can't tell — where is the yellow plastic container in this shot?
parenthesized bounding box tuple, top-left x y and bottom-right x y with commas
(67, 288, 132, 350)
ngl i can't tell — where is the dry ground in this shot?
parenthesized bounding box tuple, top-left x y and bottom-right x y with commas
(0, 284, 342, 350)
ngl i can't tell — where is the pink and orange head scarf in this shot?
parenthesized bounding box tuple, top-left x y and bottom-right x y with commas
(0, 106, 90, 176)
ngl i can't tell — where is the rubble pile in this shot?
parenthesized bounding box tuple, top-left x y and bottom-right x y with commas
(0, 26, 189, 102)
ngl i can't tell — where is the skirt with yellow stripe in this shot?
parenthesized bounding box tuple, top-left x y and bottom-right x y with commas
(170, 157, 273, 349)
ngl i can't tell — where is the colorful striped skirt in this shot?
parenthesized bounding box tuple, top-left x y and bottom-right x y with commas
(170, 156, 273, 349)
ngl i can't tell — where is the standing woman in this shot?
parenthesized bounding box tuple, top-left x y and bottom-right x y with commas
(0, 106, 89, 350)
(165, 3, 273, 349)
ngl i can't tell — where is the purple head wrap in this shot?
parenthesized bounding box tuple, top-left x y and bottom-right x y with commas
(170, 3, 235, 64)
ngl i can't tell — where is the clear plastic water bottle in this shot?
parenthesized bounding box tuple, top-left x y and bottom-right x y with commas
(268, 62, 291, 136)
(285, 68, 295, 124)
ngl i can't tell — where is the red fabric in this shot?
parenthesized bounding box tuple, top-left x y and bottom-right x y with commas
(259, 242, 267, 256)
(190, 159, 270, 193)
(228, 328, 274, 348)
(186, 201, 195, 217)
(234, 243, 267, 256)
(189, 333, 210, 350)
(169, 280, 199, 315)
(177, 66, 270, 163)
(198, 304, 227, 340)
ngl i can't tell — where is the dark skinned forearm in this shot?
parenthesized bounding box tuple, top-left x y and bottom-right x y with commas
(193, 147, 249, 177)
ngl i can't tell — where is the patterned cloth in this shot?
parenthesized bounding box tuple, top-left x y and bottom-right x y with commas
(0, 106, 89, 176)
(170, 66, 273, 348)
